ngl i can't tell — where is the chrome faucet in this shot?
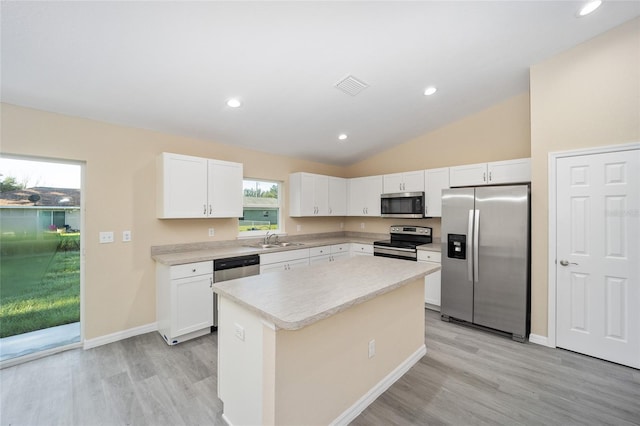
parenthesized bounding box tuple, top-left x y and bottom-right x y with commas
(264, 231, 274, 245)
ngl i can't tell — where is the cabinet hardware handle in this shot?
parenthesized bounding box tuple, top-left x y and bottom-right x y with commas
(483, 172, 486, 182)
(203, 204, 207, 215)
(210, 277, 213, 288)
(192, 269, 196, 272)
(489, 172, 492, 181)
(209, 205, 212, 215)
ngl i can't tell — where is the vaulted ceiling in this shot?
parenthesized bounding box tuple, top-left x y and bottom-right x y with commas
(2, 1, 638, 165)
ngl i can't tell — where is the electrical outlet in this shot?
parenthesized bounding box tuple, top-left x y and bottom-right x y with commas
(99, 231, 114, 244)
(360, 222, 365, 229)
(296, 224, 302, 232)
(368, 339, 376, 359)
(234, 323, 245, 341)
(208, 228, 215, 237)
(122, 230, 132, 242)
(340, 222, 344, 229)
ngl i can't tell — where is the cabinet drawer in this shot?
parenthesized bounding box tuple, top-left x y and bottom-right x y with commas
(417, 251, 441, 263)
(170, 261, 214, 279)
(331, 243, 350, 254)
(260, 248, 310, 265)
(350, 243, 373, 255)
(309, 246, 330, 257)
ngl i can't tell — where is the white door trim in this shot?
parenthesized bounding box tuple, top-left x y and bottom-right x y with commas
(547, 142, 640, 348)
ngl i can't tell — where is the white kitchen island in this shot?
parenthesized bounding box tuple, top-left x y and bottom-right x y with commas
(213, 255, 440, 426)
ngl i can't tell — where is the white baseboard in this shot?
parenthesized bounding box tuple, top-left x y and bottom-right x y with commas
(83, 322, 157, 350)
(529, 333, 553, 347)
(330, 344, 427, 426)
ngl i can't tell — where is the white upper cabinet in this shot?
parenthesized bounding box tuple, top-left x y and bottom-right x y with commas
(487, 158, 531, 184)
(207, 159, 244, 218)
(348, 175, 383, 216)
(449, 162, 489, 187)
(449, 158, 531, 187)
(383, 170, 425, 193)
(157, 152, 243, 218)
(328, 177, 348, 216)
(424, 167, 450, 217)
(289, 172, 331, 217)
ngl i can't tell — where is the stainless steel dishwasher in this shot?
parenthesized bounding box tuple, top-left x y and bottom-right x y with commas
(213, 254, 260, 328)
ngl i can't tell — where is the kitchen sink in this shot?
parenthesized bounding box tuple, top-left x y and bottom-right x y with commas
(277, 242, 304, 247)
(245, 242, 305, 249)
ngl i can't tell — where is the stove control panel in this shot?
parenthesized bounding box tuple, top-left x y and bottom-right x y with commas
(390, 225, 432, 236)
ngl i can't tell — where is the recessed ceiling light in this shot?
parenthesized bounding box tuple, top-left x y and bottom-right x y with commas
(338, 134, 348, 141)
(226, 98, 242, 108)
(424, 87, 437, 96)
(578, 0, 602, 17)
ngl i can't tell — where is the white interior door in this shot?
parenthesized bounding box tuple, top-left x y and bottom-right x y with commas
(556, 149, 639, 368)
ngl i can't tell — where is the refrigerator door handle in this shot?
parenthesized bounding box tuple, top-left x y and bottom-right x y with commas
(468, 209, 474, 282)
(473, 209, 480, 282)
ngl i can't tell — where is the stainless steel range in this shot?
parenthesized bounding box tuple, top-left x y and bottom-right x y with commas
(374, 225, 432, 261)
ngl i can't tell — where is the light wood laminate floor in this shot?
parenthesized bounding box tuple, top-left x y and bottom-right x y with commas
(1, 310, 638, 425)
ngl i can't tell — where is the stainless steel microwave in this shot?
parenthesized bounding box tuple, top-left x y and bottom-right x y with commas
(380, 192, 425, 218)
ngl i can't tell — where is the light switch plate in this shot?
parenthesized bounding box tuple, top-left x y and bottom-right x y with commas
(122, 230, 132, 242)
(99, 231, 114, 244)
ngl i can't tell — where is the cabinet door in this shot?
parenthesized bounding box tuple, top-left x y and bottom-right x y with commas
(424, 269, 442, 309)
(157, 153, 208, 218)
(402, 170, 425, 192)
(383, 173, 404, 193)
(424, 167, 450, 217)
(488, 158, 531, 184)
(348, 177, 367, 216)
(328, 177, 347, 216)
(208, 159, 243, 218)
(309, 254, 331, 264)
(449, 163, 488, 187)
(314, 175, 329, 216)
(364, 175, 383, 216)
(172, 274, 213, 336)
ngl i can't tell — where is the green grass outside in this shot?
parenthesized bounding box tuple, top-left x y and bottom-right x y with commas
(238, 224, 278, 232)
(0, 240, 80, 338)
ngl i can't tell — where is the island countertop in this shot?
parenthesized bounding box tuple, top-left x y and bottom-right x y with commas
(213, 255, 440, 331)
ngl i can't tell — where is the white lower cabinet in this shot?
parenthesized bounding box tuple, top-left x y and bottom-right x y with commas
(417, 250, 441, 311)
(260, 248, 310, 274)
(309, 244, 350, 264)
(156, 261, 214, 345)
(350, 243, 373, 256)
(260, 257, 309, 273)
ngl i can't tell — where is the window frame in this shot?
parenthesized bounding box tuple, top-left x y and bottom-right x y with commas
(238, 178, 283, 238)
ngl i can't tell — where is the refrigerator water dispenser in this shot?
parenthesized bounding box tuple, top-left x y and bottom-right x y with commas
(447, 234, 466, 259)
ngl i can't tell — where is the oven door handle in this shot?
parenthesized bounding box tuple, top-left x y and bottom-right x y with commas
(374, 245, 415, 253)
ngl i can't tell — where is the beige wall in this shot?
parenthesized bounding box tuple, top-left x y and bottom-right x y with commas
(0, 104, 346, 339)
(529, 17, 640, 337)
(345, 92, 531, 177)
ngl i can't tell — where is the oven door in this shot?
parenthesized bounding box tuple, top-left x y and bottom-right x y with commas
(380, 192, 425, 218)
(373, 245, 417, 261)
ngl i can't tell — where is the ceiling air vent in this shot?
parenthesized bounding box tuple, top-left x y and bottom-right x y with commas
(335, 75, 369, 96)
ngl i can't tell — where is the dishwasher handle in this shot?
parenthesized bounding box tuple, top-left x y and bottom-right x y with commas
(214, 254, 260, 271)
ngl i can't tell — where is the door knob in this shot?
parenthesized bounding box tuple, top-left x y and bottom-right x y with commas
(559, 260, 578, 266)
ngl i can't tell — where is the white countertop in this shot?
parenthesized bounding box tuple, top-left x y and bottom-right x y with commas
(152, 236, 380, 265)
(213, 255, 440, 331)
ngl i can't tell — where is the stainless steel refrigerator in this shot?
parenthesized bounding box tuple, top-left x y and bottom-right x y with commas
(441, 185, 530, 342)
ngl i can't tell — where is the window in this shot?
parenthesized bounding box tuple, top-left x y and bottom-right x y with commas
(239, 179, 282, 236)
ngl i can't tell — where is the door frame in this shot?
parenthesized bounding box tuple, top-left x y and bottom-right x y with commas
(547, 142, 640, 348)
